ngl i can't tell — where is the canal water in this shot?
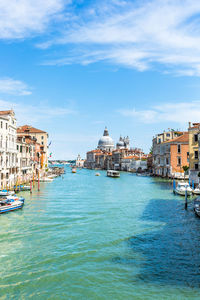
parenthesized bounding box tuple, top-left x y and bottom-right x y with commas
(0, 168, 200, 299)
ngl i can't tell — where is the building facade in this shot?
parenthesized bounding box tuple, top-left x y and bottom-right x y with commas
(188, 122, 200, 183)
(17, 125, 48, 169)
(0, 110, 18, 188)
(152, 131, 189, 178)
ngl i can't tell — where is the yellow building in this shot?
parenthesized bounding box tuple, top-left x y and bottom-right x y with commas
(188, 122, 199, 171)
(17, 125, 49, 169)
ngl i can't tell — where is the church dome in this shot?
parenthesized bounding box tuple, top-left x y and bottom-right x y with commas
(116, 140, 124, 147)
(98, 127, 114, 151)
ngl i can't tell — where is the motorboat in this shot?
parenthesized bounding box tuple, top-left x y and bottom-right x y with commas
(6, 195, 25, 203)
(72, 167, 77, 173)
(95, 173, 100, 176)
(48, 174, 57, 179)
(0, 199, 24, 214)
(40, 177, 53, 182)
(194, 198, 200, 217)
(107, 170, 120, 178)
(193, 185, 200, 195)
(173, 182, 193, 196)
(0, 190, 15, 197)
(20, 185, 31, 191)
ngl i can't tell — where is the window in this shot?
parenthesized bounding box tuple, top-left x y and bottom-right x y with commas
(17, 145, 19, 150)
(194, 134, 198, 142)
(166, 133, 170, 137)
(0, 121, 2, 128)
(166, 158, 169, 165)
(195, 151, 199, 159)
(158, 138, 161, 144)
(177, 157, 181, 165)
(41, 141, 44, 145)
(5, 123, 7, 130)
(195, 163, 199, 170)
(20, 145, 22, 153)
(177, 144, 181, 153)
(41, 136, 44, 140)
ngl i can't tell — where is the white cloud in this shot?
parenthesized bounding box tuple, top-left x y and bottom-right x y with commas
(0, 0, 69, 39)
(0, 78, 32, 95)
(40, 0, 200, 76)
(0, 99, 77, 124)
(118, 101, 200, 124)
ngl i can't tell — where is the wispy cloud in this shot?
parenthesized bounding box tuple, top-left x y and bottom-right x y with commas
(40, 0, 200, 76)
(118, 101, 200, 124)
(0, 78, 32, 95)
(0, 0, 70, 39)
(2, 0, 200, 76)
(0, 99, 77, 124)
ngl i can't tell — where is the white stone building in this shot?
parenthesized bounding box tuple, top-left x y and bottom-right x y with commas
(75, 154, 85, 168)
(0, 110, 18, 188)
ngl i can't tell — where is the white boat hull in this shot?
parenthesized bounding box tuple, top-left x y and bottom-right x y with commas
(0, 200, 24, 214)
(193, 189, 200, 195)
(174, 189, 192, 196)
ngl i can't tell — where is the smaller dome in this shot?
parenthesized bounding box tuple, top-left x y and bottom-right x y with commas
(117, 140, 124, 147)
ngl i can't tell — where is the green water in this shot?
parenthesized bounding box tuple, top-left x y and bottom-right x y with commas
(1, 168, 200, 299)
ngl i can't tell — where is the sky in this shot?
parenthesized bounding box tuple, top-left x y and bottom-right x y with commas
(1, 0, 200, 159)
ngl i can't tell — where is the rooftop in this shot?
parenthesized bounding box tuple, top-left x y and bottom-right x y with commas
(17, 125, 47, 134)
(162, 132, 189, 144)
(0, 110, 14, 115)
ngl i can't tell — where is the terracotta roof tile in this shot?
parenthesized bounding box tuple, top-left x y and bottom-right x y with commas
(17, 125, 46, 134)
(162, 132, 189, 144)
(0, 110, 13, 115)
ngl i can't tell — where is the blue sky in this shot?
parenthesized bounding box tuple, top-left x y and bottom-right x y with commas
(1, 0, 200, 158)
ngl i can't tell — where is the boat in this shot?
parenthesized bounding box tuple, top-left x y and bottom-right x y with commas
(40, 177, 53, 182)
(95, 173, 100, 176)
(0, 199, 24, 214)
(20, 185, 31, 191)
(193, 186, 200, 195)
(0, 190, 15, 197)
(194, 198, 200, 217)
(48, 174, 57, 179)
(173, 182, 193, 196)
(6, 195, 25, 203)
(72, 167, 77, 173)
(107, 170, 120, 178)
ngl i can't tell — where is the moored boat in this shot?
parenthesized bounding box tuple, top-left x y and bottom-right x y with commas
(6, 195, 25, 203)
(194, 198, 200, 217)
(174, 182, 192, 196)
(193, 185, 200, 195)
(20, 185, 31, 191)
(0, 199, 24, 214)
(40, 177, 53, 182)
(0, 190, 15, 197)
(107, 170, 120, 178)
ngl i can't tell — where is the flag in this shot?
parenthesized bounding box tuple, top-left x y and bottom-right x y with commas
(49, 152, 52, 158)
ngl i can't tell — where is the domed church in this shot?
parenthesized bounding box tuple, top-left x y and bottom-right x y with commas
(116, 136, 130, 150)
(97, 127, 115, 152)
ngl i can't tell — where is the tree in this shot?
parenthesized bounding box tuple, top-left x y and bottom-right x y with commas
(182, 165, 189, 181)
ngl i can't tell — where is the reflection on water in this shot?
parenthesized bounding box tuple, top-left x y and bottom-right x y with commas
(0, 168, 200, 299)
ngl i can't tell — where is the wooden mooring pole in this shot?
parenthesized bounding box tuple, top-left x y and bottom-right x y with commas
(185, 185, 188, 210)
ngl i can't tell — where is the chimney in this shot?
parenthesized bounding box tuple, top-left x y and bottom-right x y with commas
(188, 122, 191, 128)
